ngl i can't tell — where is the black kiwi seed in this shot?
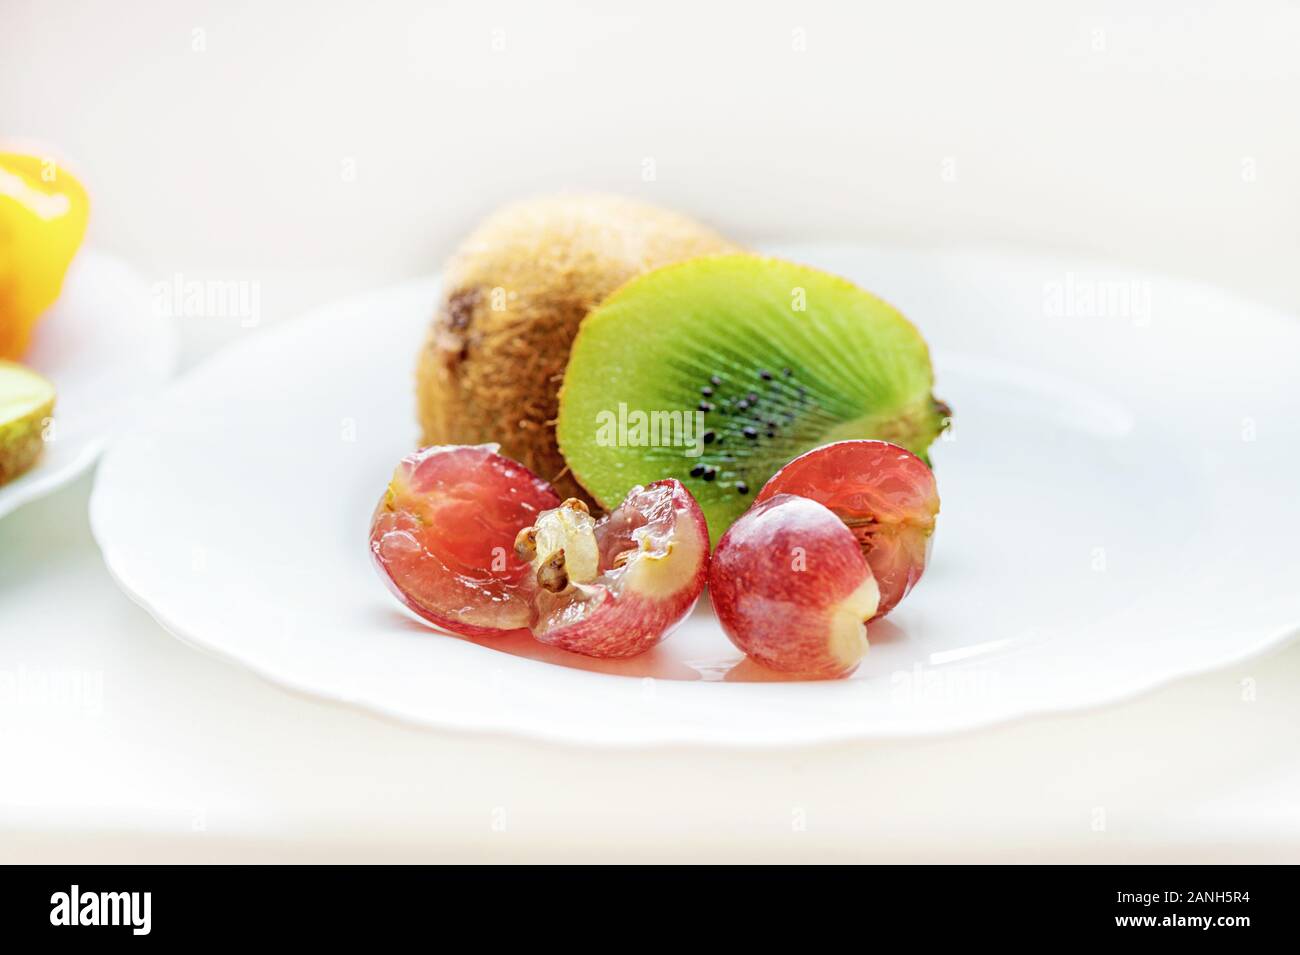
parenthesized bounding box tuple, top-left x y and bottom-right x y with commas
(742, 427, 758, 439)
(702, 430, 716, 444)
(782, 367, 792, 377)
(710, 375, 723, 386)
(698, 401, 714, 412)
(766, 429, 776, 439)
(735, 481, 749, 495)
(702, 467, 717, 481)
(746, 391, 759, 403)
(700, 386, 714, 397)
(690, 464, 705, 477)
(759, 369, 772, 380)
(736, 399, 750, 411)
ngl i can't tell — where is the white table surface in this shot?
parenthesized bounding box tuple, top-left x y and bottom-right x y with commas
(1, 465, 1297, 862)
(3, 0, 1299, 863)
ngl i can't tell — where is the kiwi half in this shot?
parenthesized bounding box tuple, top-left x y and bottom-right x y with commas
(556, 255, 949, 544)
(0, 361, 55, 486)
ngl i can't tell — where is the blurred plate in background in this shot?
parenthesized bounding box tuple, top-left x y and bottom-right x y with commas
(0, 251, 175, 520)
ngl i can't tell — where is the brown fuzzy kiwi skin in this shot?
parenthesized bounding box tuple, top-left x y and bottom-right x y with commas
(0, 396, 54, 486)
(416, 194, 737, 505)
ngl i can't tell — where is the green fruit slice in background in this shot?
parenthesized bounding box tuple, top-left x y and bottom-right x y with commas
(556, 255, 949, 544)
(0, 360, 56, 486)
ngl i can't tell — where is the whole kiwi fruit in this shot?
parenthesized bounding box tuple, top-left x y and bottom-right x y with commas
(415, 194, 736, 504)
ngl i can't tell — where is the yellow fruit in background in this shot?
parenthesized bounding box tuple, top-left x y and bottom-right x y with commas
(0, 152, 90, 360)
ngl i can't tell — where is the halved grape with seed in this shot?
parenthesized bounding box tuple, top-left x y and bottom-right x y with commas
(370, 446, 709, 657)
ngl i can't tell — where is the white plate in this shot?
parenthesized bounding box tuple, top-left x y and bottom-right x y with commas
(0, 251, 175, 519)
(89, 244, 1300, 745)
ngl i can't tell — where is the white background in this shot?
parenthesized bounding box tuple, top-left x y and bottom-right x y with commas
(5, 0, 1299, 354)
(2, 0, 1299, 861)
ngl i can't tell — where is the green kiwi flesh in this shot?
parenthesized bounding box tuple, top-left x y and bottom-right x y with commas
(556, 254, 949, 544)
(0, 361, 56, 486)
